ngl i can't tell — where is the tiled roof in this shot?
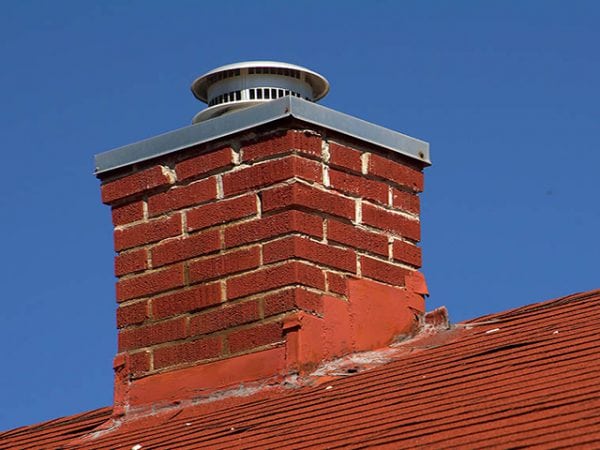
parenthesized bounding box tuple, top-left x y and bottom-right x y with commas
(0, 407, 111, 450)
(3, 289, 600, 449)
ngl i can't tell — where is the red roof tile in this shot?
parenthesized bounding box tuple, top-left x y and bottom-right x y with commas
(3, 289, 600, 449)
(0, 407, 111, 450)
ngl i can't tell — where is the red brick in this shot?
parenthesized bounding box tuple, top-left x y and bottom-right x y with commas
(329, 142, 362, 173)
(118, 317, 187, 351)
(112, 201, 144, 226)
(227, 261, 325, 300)
(152, 283, 222, 320)
(368, 153, 424, 192)
(242, 131, 321, 162)
(153, 336, 222, 369)
(228, 322, 283, 354)
(176, 147, 234, 181)
(360, 256, 410, 287)
(329, 169, 388, 205)
(189, 301, 260, 336)
(392, 240, 422, 268)
(327, 219, 388, 257)
(187, 194, 257, 232)
(263, 288, 323, 316)
(102, 165, 174, 204)
(151, 229, 220, 268)
(362, 203, 420, 241)
(392, 188, 420, 215)
(114, 214, 181, 251)
(116, 300, 149, 328)
(224, 210, 322, 248)
(189, 246, 261, 284)
(263, 236, 356, 273)
(115, 248, 148, 276)
(116, 264, 185, 302)
(128, 351, 151, 377)
(222, 155, 321, 197)
(148, 177, 217, 216)
(262, 182, 355, 221)
(326, 271, 348, 296)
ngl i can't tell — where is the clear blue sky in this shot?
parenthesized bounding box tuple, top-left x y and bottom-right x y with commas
(1, 0, 598, 431)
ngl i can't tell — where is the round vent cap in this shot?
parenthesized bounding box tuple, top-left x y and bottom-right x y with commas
(191, 61, 329, 123)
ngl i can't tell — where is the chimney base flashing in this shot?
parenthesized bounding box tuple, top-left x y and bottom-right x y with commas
(114, 276, 427, 417)
(95, 96, 430, 176)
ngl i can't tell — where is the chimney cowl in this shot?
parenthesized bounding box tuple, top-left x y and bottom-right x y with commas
(191, 61, 329, 123)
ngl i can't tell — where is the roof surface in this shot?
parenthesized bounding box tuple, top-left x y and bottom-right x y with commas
(2, 289, 600, 449)
(0, 408, 111, 450)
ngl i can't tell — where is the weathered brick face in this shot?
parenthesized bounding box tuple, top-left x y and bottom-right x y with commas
(100, 129, 423, 379)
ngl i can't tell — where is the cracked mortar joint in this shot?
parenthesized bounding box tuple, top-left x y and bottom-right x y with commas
(360, 153, 369, 175)
(160, 165, 177, 183)
(322, 139, 330, 163)
(323, 166, 330, 187)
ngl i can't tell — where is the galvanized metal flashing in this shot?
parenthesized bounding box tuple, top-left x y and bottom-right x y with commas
(94, 96, 430, 175)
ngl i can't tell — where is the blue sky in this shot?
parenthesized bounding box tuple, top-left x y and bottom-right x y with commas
(1, 0, 598, 431)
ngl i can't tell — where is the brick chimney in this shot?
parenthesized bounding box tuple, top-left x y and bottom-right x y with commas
(96, 62, 430, 416)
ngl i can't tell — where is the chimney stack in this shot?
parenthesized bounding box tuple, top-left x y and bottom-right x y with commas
(96, 62, 430, 416)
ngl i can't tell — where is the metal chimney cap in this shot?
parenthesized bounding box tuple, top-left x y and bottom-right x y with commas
(190, 61, 329, 123)
(192, 61, 330, 101)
